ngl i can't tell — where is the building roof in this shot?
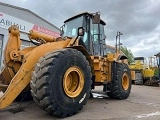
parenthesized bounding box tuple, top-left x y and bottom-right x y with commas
(0, 2, 60, 30)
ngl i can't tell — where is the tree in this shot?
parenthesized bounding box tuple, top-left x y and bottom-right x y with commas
(120, 46, 134, 64)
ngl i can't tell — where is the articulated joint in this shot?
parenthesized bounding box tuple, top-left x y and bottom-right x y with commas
(8, 25, 20, 36)
(10, 50, 23, 62)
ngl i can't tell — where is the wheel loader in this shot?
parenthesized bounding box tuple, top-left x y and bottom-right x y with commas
(129, 57, 158, 86)
(0, 12, 133, 117)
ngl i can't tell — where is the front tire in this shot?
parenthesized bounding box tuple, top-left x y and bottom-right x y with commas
(107, 63, 132, 100)
(30, 48, 91, 117)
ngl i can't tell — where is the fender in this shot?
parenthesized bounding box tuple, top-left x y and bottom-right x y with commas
(117, 54, 128, 61)
(67, 45, 94, 74)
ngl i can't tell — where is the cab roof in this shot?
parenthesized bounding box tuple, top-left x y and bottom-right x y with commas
(64, 12, 106, 25)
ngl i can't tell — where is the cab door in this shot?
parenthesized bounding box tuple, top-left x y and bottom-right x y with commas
(90, 23, 101, 56)
(90, 22, 107, 56)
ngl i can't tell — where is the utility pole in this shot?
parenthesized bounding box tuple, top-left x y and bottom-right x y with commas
(115, 31, 123, 53)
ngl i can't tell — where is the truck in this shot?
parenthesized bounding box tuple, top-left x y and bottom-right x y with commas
(0, 12, 134, 117)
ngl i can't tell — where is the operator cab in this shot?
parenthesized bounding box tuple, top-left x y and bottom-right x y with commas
(61, 12, 107, 56)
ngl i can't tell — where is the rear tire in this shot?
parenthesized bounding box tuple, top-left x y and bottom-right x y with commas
(107, 63, 132, 100)
(30, 48, 91, 117)
(134, 71, 143, 85)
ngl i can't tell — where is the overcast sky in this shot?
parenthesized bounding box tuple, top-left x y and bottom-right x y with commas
(0, 0, 160, 58)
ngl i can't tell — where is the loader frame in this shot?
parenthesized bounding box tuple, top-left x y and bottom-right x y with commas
(0, 12, 133, 117)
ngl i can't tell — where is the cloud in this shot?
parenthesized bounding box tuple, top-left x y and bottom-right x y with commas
(0, 0, 160, 58)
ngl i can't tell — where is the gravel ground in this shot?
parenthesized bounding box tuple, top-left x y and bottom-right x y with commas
(0, 85, 160, 120)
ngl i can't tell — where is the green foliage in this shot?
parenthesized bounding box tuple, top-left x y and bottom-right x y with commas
(154, 69, 159, 76)
(120, 46, 134, 64)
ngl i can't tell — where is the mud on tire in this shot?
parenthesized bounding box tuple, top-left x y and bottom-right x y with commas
(30, 48, 91, 117)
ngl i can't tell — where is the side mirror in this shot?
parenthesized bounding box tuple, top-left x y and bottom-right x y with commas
(60, 30, 64, 36)
(104, 35, 107, 40)
(78, 27, 85, 36)
(60, 25, 65, 36)
(71, 27, 85, 46)
(92, 12, 100, 24)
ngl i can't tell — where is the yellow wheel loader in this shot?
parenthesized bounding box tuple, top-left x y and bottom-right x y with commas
(129, 57, 155, 85)
(0, 12, 133, 117)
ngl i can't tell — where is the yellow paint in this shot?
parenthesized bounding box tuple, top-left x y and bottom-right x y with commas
(63, 66, 84, 98)
(130, 59, 154, 78)
(0, 25, 71, 108)
(0, 25, 133, 109)
(122, 73, 129, 90)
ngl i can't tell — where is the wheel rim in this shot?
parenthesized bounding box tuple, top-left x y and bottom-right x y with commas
(63, 66, 84, 98)
(122, 73, 129, 90)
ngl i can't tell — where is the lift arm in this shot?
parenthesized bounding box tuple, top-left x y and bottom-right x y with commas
(0, 25, 72, 109)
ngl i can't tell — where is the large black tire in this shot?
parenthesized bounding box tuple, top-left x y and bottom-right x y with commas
(30, 48, 91, 117)
(107, 63, 132, 100)
(134, 71, 143, 85)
